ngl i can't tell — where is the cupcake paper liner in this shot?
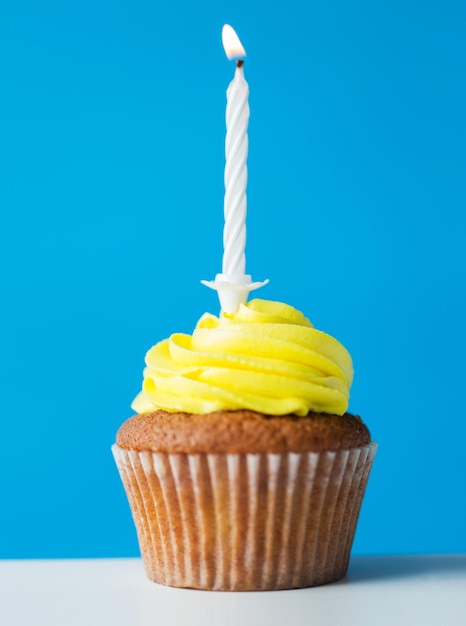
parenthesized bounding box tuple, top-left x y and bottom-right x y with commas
(112, 442, 377, 591)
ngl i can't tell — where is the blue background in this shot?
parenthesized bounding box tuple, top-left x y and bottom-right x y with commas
(1, 0, 465, 559)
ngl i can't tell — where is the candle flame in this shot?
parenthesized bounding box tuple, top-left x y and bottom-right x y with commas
(222, 24, 246, 60)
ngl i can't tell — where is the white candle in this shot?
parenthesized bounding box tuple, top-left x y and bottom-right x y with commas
(202, 25, 268, 312)
(222, 27, 249, 277)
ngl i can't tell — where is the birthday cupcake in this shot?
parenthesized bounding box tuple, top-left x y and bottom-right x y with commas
(112, 299, 376, 590)
(112, 23, 376, 591)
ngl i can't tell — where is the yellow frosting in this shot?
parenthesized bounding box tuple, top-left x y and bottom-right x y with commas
(131, 299, 353, 417)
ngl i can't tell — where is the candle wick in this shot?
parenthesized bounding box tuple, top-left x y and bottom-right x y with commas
(236, 59, 244, 69)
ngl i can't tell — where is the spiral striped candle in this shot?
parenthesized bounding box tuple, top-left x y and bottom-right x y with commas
(201, 25, 268, 313)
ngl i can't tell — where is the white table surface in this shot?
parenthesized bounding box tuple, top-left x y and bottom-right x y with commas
(1, 555, 465, 626)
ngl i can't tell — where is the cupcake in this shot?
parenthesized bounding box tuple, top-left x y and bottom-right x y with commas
(112, 299, 376, 590)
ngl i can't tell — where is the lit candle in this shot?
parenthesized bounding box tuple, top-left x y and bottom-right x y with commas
(222, 25, 248, 277)
(202, 24, 268, 313)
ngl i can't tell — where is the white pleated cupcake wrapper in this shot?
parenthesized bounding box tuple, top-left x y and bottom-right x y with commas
(112, 442, 377, 591)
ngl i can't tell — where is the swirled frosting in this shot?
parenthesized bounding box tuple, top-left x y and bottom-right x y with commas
(131, 299, 353, 417)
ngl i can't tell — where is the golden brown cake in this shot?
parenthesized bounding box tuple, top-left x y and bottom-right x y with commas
(117, 409, 370, 454)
